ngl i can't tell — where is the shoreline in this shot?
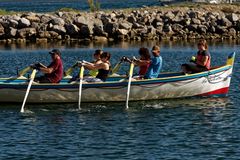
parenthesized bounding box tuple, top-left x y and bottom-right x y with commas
(1, 4, 240, 43)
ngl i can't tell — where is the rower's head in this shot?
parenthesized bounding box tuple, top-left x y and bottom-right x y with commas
(151, 45, 160, 57)
(198, 39, 208, 51)
(49, 49, 61, 60)
(94, 49, 103, 60)
(139, 47, 151, 60)
(100, 52, 111, 62)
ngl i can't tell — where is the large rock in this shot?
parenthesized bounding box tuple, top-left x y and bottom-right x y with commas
(93, 25, 108, 37)
(217, 17, 232, 27)
(226, 13, 239, 22)
(40, 15, 52, 23)
(117, 29, 128, 35)
(26, 15, 40, 23)
(50, 17, 65, 26)
(38, 31, 51, 38)
(164, 11, 175, 20)
(197, 25, 208, 34)
(17, 28, 36, 38)
(74, 16, 93, 27)
(104, 22, 118, 35)
(215, 26, 228, 34)
(8, 19, 18, 28)
(127, 15, 136, 23)
(51, 25, 66, 35)
(80, 25, 93, 38)
(8, 27, 17, 37)
(191, 18, 201, 25)
(18, 18, 31, 28)
(65, 24, 79, 36)
(0, 23, 4, 36)
(119, 21, 132, 30)
(172, 24, 184, 33)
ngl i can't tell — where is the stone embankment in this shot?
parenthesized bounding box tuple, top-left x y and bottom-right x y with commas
(0, 7, 240, 43)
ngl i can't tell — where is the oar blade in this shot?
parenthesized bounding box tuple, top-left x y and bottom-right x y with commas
(18, 66, 31, 77)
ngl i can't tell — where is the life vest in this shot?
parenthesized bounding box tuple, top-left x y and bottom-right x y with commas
(196, 50, 211, 70)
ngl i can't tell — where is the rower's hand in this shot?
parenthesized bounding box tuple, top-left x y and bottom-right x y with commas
(30, 63, 41, 70)
(132, 56, 139, 62)
(121, 56, 131, 63)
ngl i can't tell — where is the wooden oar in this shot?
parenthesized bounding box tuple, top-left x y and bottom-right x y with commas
(78, 65, 84, 110)
(126, 62, 134, 109)
(20, 69, 37, 113)
(111, 61, 122, 75)
(18, 66, 31, 77)
(64, 62, 78, 77)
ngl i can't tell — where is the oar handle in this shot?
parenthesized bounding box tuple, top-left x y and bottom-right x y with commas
(79, 66, 84, 80)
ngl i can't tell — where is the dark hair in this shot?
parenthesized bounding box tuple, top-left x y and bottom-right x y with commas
(198, 39, 208, 50)
(100, 52, 111, 60)
(139, 47, 151, 60)
(94, 49, 103, 56)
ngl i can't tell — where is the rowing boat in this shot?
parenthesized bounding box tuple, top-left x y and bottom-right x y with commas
(0, 52, 235, 103)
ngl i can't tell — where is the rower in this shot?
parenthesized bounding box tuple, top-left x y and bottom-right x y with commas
(32, 49, 63, 83)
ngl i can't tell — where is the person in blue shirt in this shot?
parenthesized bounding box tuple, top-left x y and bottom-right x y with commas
(144, 45, 162, 79)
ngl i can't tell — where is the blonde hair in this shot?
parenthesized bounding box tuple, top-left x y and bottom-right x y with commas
(198, 39, 208, 50)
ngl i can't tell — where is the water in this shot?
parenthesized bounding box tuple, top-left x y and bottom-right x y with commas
(0, 40, 240, 159)
(0, 0, 162, 12)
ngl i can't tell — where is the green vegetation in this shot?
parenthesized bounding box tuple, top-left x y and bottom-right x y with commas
(87, 0, 100, 12)
(57, 7, 80, 13)
(0, 9, 14, 15)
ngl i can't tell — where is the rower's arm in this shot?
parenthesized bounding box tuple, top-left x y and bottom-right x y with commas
(135, 59, 150, 66)
(40, 67, 54, 74)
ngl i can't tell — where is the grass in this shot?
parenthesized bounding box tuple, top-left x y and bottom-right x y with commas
(0, 9, 15, 15)
(57, 7, 81, 13)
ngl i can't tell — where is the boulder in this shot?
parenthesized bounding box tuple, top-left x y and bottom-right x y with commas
(172, 24, 184, 33)
(50, 18, 65, 26)
(191, 18, 201, 25)
(164, 11, 175, 20)
(117, 29, 128, 35)
(38, 31, 51, 38)
(119, 21, 132, 30)
(40, 15, 52, 23)
(17, 28, 37, 38)
(0, 23, 4, 36)
(26, 15, 40, 23)
(93, 36, 108, 42)
(104, 22, 118, 35)
(217, 17, 232, 27)
(18, 18, 31, 28)
(226, 13, 239, 22)
(74, 16, 93, 27)
(80, 25, 93, 38)
(228, 28, 236, 36)
(8, 19, 18, 28)
(197, 25, 208, 34)
(93, 25, 108, 37)
(215, 26, 228, 34)
(51, 25, 66, 35)
(8, 27, 17, 37)
(127, 15, 136, 23)
(65, 24, 79, 36)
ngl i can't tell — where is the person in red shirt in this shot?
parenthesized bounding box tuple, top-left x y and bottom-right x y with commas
(34, 49, 63, 83)
(133, 47, 151, 79)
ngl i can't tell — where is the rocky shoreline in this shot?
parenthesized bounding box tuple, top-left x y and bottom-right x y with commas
(0, 5, 240, 43)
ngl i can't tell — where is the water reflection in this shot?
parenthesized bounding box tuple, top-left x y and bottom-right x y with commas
(1, 39, 240, 51)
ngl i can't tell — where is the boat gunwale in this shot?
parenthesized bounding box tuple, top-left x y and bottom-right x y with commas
(0, 64, 232, 89)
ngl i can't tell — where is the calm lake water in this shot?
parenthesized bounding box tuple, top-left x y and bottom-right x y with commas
(0, 40, 239, 159)
(0, 0, 162, 12)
